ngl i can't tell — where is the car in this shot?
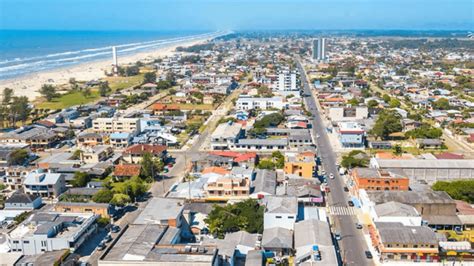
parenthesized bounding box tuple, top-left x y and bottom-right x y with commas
(348, 200, 354, 207)
(343, 186, 349, 192)
(334, 233, 341, 241)
(97, 242, 107, 251)
(111, 225, 121, 233)
(329, 173, 334, 179)
(365, 251, 373, 259)
(316, 134, 320, 138)
(104, 234, 113, 243)
(321, 170, 326, 175)
(356, 223, 363, 229)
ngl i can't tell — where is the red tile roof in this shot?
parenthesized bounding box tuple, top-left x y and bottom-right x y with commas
(209, 151, 257, 163)
(114, 164, 141, 177)
(123, 144, 167, 155)
(202, 166, 230, 175)
(434, 152, 464, 160)
(151, 103, 180, 111)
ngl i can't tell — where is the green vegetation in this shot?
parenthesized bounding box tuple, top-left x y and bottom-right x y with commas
(341, 150, 369, 169)
(37, 90, 100, 109)
(371, 109, 403, 140)
(256, 86, 273, 97)
(367, 99, 379, 108)
(140, 152, 164, 182)
(254, 113, 284, 128)
(256, 151, 284, 170)
(39, 84, 57, 101)
(117, 65, 140, 77)
(405, 124, 443, 139)
(96, 217, 111, 227)
(432, 180, 474, 203)
(92, 188, 114, 204)
(8, 149, 29, 166)
(431, 98, 451, 110)
(205, 199, 264, 239)
(143, 72, 157, 84)
(176, 43, 214, 53)
(99, 81, 111, 97)
(71, 172, 91, 188)
(14, 211, 31, 224)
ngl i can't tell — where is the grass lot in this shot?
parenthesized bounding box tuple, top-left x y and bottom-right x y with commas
(105, 74, 144, 91)
(36, 90, 100, 109)
(176, 103, 214, 110)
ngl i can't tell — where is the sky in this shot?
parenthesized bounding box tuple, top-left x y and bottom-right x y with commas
(0, 0, 472, 31)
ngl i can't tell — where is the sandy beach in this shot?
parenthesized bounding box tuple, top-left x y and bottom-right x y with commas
(0, 36, 214, 101)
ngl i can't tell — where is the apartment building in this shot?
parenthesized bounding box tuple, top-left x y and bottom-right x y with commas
(80, 145, 113, 164)
(351, 167, 410, 192)
(2, 166, 31, 190)
(284, 151, 316, 178)
(8, 212, 98, 255)
(92, 117, 140, 133)
(337, 121, 365, 148)
(328, 106, 368, 122)
(23, 171, 65, 198)
(263, 196, 298, 230)
(236, 96, 285, 110)
(76, 132, 105, 148)
(278, 70, 298, 91)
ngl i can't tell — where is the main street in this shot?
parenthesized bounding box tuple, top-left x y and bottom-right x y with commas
(297, 58, 374, 266)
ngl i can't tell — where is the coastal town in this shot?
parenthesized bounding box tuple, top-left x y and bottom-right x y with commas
(0, 32, 473, 266)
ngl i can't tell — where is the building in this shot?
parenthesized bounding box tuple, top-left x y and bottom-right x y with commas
(236, 96, 285, 110)
(122, 144, 167, 164)
(54, 202, 111, 218)
(371, 201, 422, 226)
(113, 164, 141, 179)
(231, 138, 288, 151)
(262, 227, 293, 256)
(250, 169, 277, 199)
(284, 151, 316, 178)
(80, 145, 113, 164)
(294, 219, 337, 265)
(109, 132, 132, 149)
(263, 196, 298, 230)
(4, 192, 42, 210)
(205, 169, 252, 200)
(2, 166, 30, 190)
(370, 158, 474, 184)
(210, 122, 243, 150)
(0, 126, 58, 150)
(133, 197, 184, 227)
(8, 212, 98, 255)
(328, 106, 368, 122)
(337, 122, 365, 148)
(76, 132, 104, 148)
(23, 171, 65, 198)
(351, 167, 410, 192)
(369, 222, 439, 262)
(278, 70, 298, 91)
(312, 37, 326, 61)
(92, 117, 140, 133)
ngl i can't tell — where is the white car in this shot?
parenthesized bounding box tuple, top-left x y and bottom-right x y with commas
(329, 173, 334, 179)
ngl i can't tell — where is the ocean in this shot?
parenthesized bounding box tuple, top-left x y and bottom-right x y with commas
(0, 30, 219, 80)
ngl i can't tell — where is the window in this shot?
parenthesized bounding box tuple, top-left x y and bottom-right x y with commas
(288, 216, 294, 219)
(276, 216, 282, 219)
(413, 245, 418, 248)
(23, 241, 29, 244)
(13, 240, 19, 244)
(41, 241, 47, 247)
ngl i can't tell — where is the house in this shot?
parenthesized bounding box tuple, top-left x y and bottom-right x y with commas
(250, 169, 277, 199)
(204, 168, 253, 200)
(210, 122, 243, 150)
(122, 144, 167, 164)
(328, 106, 368, 122)
(294, 219, 337, 265)
(54, 202, 111, 218)
(263, 196, 298, 230)
(4, 191, 42, 210)
(2, 166, 30, 190)
(351, 167, 410, 192)
(150, 103, 180, 115)
(231, 138, 288, 151)
(109, 132, 132, 149)
(262, 227, 293, 256)
(80, 145, 113, 164)
(236, 96, 285, 110)
(284, 151, 316, 178)
(8, 212, 98, 255)
(371, 201, 422, 226)
(133, 197, 184, 227)
(0, 126, 59, 151)
(369, 222, 439, 262)
(113, 164, 141, 179)
(416, 138, 443, 149)
(337, 122, 365, 148)
(23, 171, 66, 198)
(76, 132, 104, 148)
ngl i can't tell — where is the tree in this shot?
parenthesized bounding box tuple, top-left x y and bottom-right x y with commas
(253, 113, 284, 128)
(432, 180, 474, 203)
(405, 124, 442, 139)
(272, 151, 285, 169)
(371, 110, 403, 140)
(143, 72, 157, 84)
(257, 159, 275, 170)
(393, 145, 403, 156)
(348, 98, 359, 106)
(140, 152, 163, 181)
(10, 96, 31, 125)
(205, 199, 264, 238)
(382, 94, 391, 103)
(341, 150, 369, 169)
(110, 193, 131, 206)
(92, 188, 114, 203)
(2, 88, 13, 105)
(156, 80, 172, 90)
(8, 149, 29, 166)
(367, 99, 379, 108)
(389, 98, 401, 108)
(99, 81, 111, 97)
(82, 87, 92, 98)
(257, 86, 273, 97)
(71, 172, 90, 187)
(40, 84, 57, 101)
(432, 98, 450, 110)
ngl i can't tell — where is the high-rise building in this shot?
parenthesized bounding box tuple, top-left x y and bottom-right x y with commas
(312, 37, 326, 61)
(278, 69, 298, 91)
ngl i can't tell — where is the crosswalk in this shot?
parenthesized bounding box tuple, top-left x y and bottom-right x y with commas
(327, 206, 357, 216)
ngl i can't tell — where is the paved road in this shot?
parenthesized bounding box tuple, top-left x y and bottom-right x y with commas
(297, 59, 374, 266)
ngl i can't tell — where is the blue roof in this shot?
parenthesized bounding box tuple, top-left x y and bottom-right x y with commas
(110, 132, 131, 139)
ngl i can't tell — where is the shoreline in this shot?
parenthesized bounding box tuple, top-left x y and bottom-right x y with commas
(0, 35, 216, 101)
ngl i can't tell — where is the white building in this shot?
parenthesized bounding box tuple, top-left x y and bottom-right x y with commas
(370, 201, 422, 226)
(278, 70, 298, 91)
(328, 106, 368, 122)
(210, 122, 243, 150)
(23, 171, 65, 198)
(236, 96, 285, 111)
(92, 117, 141, 134)
(263, 196, 298, 230)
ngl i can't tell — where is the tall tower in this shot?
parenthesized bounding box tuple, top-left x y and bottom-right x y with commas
(112, 46, 118, 74)
(312, 38, 327, 62)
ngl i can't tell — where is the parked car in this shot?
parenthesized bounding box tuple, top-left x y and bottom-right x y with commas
(329, 173, 334, 179)
(111, 225, 121, 233)
(97, 242, 107, 251)
(348, 200, 354, 207)
(343, 186, 349, 192)
(104, 234, 113, 243)
(335, 233, 341, 241)
(356, 223, 363, 229)
(365, 251, 373, 259)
